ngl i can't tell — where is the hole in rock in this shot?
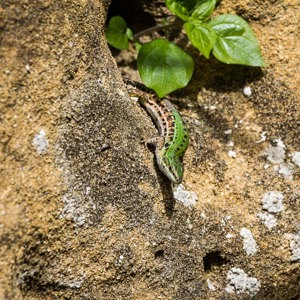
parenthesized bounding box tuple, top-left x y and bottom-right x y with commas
(203, 251, 228, 272)
(154, 249, 164, 259)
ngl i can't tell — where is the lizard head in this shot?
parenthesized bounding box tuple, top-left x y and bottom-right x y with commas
(158, 155, 183, 184)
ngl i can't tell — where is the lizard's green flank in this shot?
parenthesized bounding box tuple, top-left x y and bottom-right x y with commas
(126, 79, 189, 184)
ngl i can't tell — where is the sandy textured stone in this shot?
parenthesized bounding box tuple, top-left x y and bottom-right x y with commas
(0, 0, 299, 299)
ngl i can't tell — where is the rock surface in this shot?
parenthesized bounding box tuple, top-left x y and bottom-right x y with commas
(0, 0, 299, 299)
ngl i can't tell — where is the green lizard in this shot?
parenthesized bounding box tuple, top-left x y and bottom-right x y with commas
(125, 79, 189, 184)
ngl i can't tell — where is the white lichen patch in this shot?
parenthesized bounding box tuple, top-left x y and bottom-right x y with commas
(173, 184, 198, 208)
(57, 272, 86, 289)
(240, 228, 258, 255)
(227, 141, 234, 147)
(261, 139, 296, 179)
(286, 233, 300, 262)
(60, 195, 94, 226)
(32, 129, 48, 154)
(262, 191, 284, 213)
(59, 278, 84, 289)
(221, 215, 232, 227)
(224, 129, 232, 135)
(85, 186, 91, 195)
(225, 268, 261, 296)
(25, 64, 30, 72)
(243, 86, 252, 97)
(262, 138, 285, 164)
(226, 233, 234, 239)
(207, 279, 216, 291)
(257, 212, 277, 229)
(291, 151, 300, 168)
(228, 150, 237, 158)
(256, 131, 267, 144)
(278, 163, 294, 179)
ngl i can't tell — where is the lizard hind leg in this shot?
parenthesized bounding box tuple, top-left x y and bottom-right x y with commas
(140, 136, 163, 146)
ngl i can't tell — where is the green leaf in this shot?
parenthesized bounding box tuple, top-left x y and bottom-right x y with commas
(165, 0, 216, 22)
(184, 21, 216, 58)
(105, 16, 130, 50)
(210, 23, 245, 37)
(135, 41, 142, 52)
(191, 0, 216, 21)
(165, 0, 198, 21)
(137, 39, 194, 98)
(126, 27, 133, 40)
(209, 14, 266, 66)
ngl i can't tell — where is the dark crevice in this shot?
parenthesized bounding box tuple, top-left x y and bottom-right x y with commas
(203, 251, 228, 272)
(154, 249, 164, 259)
(107, 0, 155, 34)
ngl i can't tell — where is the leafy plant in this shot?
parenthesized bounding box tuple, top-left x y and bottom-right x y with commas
(106, 0, 265, 97)
(105, 16, 133, 50)
(138, 39, 194, 98)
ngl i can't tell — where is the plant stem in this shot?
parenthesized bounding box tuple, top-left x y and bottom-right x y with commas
(132, 21, 184, 41)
